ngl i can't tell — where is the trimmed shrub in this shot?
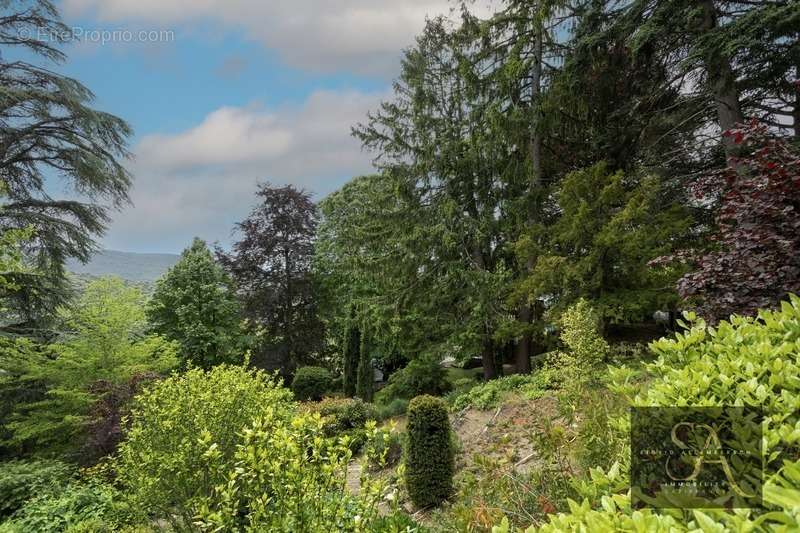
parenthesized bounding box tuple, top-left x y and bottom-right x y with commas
(342, 309, 360, 397)
(291, 366, 333, 401)
(405, 395, 455, 508)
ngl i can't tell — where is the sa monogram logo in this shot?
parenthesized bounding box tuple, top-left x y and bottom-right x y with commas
(665, 421, 754, 498)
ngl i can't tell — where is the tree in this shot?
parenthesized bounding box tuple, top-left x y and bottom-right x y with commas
(0, 277, 178, 458)
(354, 17, 521, 380)
(147, 238, 248, 369)
(515, 162, 692, 325)
(0, 1, 132, 333)
(621, 0, 799, 155)
(656, 122, 800, 321)
(341, 306, 360, 397)
(217, 184, 323, 374)
(356, 323, 373, 402)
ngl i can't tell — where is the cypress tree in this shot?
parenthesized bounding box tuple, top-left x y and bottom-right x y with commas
(355, 323, 373, 402)
(342, 307, 360, 397)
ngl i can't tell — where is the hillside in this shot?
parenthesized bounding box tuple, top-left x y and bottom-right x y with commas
(65, 250, 179, 282)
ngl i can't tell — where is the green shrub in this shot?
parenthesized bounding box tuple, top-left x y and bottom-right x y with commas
(290, 366, 333, 401)
(116, 365, 292, 528)
(314, 397, 376, 432)
(450, 372, 552, 411)
(0, 481, 135, 533)
(375, 397, 408, 420)
(405, 395, 455, 508)
(554, 299, 609, 378)
(500, 296, 800, 531)
(376, 358, 451, 406)
(0, 460, 74, 519)
(194, 412, 389, 531)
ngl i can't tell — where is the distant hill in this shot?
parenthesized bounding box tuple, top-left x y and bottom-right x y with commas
(66, 250, 180, 283)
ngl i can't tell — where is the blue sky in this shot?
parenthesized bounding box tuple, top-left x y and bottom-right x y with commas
(46, 0, 487, 253)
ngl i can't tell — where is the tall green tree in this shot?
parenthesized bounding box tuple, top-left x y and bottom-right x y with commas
(341, 306, 360, 397)
(356, 323, 373, 402)
(354, 17, 522, 380)
(147, 238, 248, 369)
(621, 0, 799, 154)
(0, 1, 133, 333)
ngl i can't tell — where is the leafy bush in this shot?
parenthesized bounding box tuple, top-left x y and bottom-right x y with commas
(375, 397, 408, 420)
(450, 373, 552, 411)
(375, 357, 451, 405)
(307, 397, 380, 452)
(405, 395, 455, 508)
(116, 365, 292, 528)
(554, 299, 609, 375)
(0, 481, 134, 533)
(291, 366, 333, 401)
(0, 460, 74, 519)
(502, 296, 800, 531)
(194, 412, 389, 531)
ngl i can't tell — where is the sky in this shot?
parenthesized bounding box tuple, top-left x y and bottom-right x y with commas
(46, 0, 495, 253)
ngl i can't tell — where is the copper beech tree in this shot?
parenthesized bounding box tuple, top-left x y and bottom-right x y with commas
(654, 121, 800, 321)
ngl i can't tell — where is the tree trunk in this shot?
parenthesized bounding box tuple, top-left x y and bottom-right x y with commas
(794, 65, 800, 140)
(481, 342, 498, 381)
(699, 0, 744, 156)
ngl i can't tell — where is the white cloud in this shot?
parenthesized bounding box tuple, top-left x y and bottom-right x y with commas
(104, 89, 384, 252)
(63, 0, 496, 76)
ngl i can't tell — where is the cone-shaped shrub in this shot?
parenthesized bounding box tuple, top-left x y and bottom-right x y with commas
(404, 395, 454, 508)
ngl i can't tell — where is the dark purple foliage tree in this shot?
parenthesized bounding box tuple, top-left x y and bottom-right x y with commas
(84, 372, 159, 464)
(217, 184, 324, 374)
(657, 121, 800, 321)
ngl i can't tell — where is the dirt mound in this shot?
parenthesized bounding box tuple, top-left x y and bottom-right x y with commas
(451, 394, 563, 475)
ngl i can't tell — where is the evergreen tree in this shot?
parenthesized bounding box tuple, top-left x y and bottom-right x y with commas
(0, 1, 132, 334)
(147, 238, 248, 369)
(355, 324, 373, 402)
(341, 306, 360, 397)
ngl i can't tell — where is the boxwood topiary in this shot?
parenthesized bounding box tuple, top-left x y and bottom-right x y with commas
(404, 395, 454, 508)
(291, 366, 333, 401)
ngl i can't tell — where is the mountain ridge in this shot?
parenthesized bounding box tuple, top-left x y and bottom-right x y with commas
(66, 249, 180, 282)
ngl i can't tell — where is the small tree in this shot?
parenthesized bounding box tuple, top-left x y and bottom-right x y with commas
(356, 324, 373, 402)
(147, 238, 247, 369)
(341, 307, 360, 397)
(405, 395, 454, 508)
